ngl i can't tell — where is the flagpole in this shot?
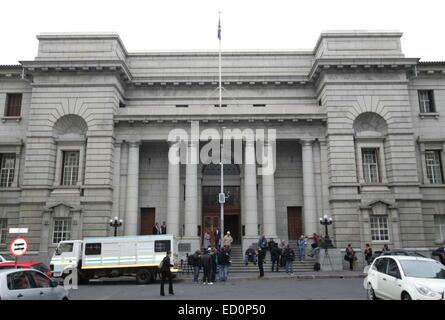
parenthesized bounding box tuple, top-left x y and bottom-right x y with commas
(218, 11, 222, 109)
(218, 12, 225, 248)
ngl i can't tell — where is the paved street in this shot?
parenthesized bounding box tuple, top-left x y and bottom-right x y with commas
(68, 276, 365, 300)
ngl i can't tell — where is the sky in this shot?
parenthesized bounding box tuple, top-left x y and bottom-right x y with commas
(1, 0, 444, 64)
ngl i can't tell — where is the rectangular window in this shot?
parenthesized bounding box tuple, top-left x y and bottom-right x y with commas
(52, 219, 72, 244)
(5, 93, 22, 117)
(0, 218, 7, 244)
(418, 90, 435, 113)
(175, 104, 188, 108)
(434, 215, 445, 242)
(0, 154, 15, 187)
(214, 104, 227, 108)
(253, 104, 266, 107)
(61, 151, 79, 186)
(370, 216, 389, 241)
(85, 243, 102, 255)
(154, 240, 171, 253)
(425, 150, 444, 184)
(362, 148, 380, 183)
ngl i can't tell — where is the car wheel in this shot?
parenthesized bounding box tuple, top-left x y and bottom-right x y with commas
(402, 292, 412, 300)
(62, 296, 69, 301)
(136, 269, 152, 284)
(367, 284, 378, 300)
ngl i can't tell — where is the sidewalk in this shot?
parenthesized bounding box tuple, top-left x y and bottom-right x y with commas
(175, 270, 365, 281)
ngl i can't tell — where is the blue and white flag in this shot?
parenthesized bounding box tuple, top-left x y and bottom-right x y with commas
(217, 16, 221, 40)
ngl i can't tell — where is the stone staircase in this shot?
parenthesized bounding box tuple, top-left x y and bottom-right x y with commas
(227, 244, 316, 273)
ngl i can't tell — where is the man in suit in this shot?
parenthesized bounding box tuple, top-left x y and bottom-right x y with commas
(160, 250, 174, 296)
(161, 221, 167, 234)
(152, 222, 161, 235)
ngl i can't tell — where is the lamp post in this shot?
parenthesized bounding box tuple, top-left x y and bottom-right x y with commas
(109, 217, 123, 237)
(319, 214, 333, 248)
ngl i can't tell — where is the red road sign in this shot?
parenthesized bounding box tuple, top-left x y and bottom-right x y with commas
(9, 237, 28, 257)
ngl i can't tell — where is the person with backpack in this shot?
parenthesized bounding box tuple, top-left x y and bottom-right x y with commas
(284, 245, 295, 275)
(159, 250, 174, 296)
(191, 250, 202, 284)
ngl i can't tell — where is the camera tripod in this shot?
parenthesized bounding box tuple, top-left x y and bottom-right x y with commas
(320, 247, 334, 271)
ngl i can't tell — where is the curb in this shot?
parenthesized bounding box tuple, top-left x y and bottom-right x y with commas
(175, 273, 365, 282)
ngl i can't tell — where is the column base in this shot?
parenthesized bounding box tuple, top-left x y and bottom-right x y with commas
(177, 237, 200, 261)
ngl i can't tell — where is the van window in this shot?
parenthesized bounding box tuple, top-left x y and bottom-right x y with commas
(58, 242, 74, 253)
(155, 240, 171, 253)
(85, 243, 102, 255)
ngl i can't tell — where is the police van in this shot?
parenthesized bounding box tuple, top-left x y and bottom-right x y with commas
(50, 234, 178, 284)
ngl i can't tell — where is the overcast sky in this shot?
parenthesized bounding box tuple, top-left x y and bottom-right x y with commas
(1, 0, 444, 64)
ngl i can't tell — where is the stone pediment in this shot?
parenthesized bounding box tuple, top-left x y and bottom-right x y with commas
(360, 199, 396, 210)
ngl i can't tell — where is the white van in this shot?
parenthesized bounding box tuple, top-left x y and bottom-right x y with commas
(50, 235, 178, 284)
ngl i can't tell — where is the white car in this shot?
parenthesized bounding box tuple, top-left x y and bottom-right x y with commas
(364, 255, 445, 300)
(0, 268, 69, 300)
(0, 254, 14, 263)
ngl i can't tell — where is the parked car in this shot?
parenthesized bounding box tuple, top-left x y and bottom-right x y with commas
(0, 261, 52, 278)
(364, 255, 445, 300)
(0, 254, 14, 263)
(0, 268, 68, 300)
(369, 249, 425, 263)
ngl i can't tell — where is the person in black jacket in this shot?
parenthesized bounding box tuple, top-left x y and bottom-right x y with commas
(192, 250, 202, 284)
(257, 247, 266, 278)
(160, 250, 174, 296)
(201, 249, 213, 285)
(271, 243, 281, 272)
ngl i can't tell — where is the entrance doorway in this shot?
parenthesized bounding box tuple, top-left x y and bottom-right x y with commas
(287, 207, 302, 240)
(140, 207, 155, 235)
(202, 185, 241, 245)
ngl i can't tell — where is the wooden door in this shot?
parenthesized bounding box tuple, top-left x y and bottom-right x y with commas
(287, 207, 302, 240)
(140, 208, 155, 235)
(203, 215, 219, 247)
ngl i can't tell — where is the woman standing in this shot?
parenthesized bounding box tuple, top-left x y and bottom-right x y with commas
(364, 243, 373, 265)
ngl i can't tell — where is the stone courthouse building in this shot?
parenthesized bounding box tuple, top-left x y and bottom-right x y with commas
(0, 31, 444, 260)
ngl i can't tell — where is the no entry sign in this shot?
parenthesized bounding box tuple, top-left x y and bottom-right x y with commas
(9, 237, 29, 257)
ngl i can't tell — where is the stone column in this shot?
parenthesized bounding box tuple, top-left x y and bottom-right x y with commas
(124, 141, 140, 235)
(302, 139, 318, 236)
(262, 141, 277, 239)
(184, 140, 198, 237)
(243, 140, 258, 250)
(167, 142, 180, 237)
(112, 141, 122, 235)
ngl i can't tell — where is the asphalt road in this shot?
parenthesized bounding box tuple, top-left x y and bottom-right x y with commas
(68, 277, 366, 300)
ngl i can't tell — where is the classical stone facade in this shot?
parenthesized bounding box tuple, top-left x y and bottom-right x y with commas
(0, 31, 444, 261)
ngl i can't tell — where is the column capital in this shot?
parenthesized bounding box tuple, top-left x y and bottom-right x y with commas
(128, 141, 141, 148)
(300, 139, 314, 147)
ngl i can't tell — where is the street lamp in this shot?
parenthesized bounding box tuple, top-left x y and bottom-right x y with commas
(109, 217, 123, 237)
(319, 214, 334, 248)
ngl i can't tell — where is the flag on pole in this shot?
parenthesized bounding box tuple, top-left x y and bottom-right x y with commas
(217, 15, 221, 40)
